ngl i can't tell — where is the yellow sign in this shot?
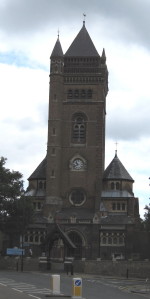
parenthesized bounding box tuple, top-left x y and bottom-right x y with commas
(72, 278, 82, 298)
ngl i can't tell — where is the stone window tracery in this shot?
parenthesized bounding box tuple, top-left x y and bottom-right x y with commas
(67, 89, 93, 100)
(111, 202, 126, 211)
(69, 189, 86, 206)
(100, 232, 125, 246)
(72, 113, 87, 144)
(111, 181, 120, 190)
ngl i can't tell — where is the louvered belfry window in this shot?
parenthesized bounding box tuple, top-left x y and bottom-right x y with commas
(72, 113, 86, 143)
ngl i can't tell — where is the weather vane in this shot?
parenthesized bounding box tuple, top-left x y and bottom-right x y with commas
(57, 28, 59, 39)
(83, 13, 86, 25)
(115, 141, 118, 156)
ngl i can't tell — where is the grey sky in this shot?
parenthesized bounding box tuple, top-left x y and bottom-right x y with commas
(0, 0, 150, 50)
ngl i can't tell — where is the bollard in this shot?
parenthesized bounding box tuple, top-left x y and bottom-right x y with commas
(72, 277, 85, 299)
(50, 274, 60, 295)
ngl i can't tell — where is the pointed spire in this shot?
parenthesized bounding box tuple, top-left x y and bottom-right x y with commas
(65, 24, 99, 57)
(101, 48, 106, 62)
(50, 36, 63, 58)
(102, 48, 106, 57)
(103, 154, 134, 182)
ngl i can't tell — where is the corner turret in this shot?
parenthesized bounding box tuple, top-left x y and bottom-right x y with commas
(103, 151, 134, 195)
(50, 36, 64, 74)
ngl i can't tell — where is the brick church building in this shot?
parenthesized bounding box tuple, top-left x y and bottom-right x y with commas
(25, 22, 142, 260)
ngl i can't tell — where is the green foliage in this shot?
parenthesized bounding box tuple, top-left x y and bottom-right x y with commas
(144, 204, 150, 231)
(0, 157, 33, 234)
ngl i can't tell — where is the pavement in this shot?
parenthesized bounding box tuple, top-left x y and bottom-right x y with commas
(61, 272, 150, 297)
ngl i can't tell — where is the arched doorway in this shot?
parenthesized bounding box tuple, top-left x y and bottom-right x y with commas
(66, 231, 83, 259)
(41, 224, 76, 259)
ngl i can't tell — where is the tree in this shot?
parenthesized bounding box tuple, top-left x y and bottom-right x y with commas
(0, 157, 24, 215)
(144, 204, 150, 231)
(0, 157, 33, 248)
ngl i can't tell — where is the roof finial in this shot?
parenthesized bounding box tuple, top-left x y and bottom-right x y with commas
(57, 28, 59, 40)
(83, 13, 86, 26)
(115, 141, 118, 157)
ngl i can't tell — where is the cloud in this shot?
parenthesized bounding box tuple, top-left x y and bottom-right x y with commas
(0, 0, 150, 51)
(106, 102, 150, 140)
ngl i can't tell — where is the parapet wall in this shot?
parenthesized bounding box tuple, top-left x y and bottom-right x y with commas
(0, 257, 150, 279)
(75, 260, 150, 279)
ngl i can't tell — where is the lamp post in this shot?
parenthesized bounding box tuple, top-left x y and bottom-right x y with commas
(20, 196, 25, 272)
(21, 232, 24, 272)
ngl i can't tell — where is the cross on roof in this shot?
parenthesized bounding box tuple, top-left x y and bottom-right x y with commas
(57, 29, 59, 39)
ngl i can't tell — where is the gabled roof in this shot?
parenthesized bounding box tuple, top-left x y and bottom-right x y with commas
(28, 157, 47, 180)
(65, 23, 99, 57)
(103, 152, 134, 182)
(51, 37, 63, 58)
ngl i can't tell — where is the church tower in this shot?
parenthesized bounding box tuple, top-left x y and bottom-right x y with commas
(46, 22, 108, 218)
(26, 22, 141, 261)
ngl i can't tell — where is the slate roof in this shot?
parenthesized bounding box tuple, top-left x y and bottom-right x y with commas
(25, 189, 46, 197)
(101, 190, 134, 198)
(103, 152, 134, 182)
(28, 157, 47, 180)
(51, 37, 63, 57)
(100, 215, 134, 225)
(65, 23, 99, 57)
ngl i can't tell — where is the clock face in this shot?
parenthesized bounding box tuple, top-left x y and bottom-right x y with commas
(72, 159, 84, 170)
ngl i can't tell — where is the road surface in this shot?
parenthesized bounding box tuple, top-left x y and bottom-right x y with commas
(0, 270, 149, 299)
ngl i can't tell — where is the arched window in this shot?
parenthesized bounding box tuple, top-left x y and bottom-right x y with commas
(29, 235, 33, 242)
(35, 235, 39, 243)
(68, 89, 73, 99)
(116, 182, 120, 190)
(38, 181, 43, 189)
(40, 236, 44, 243)
(67, 231, 83, 259)
(72, 113, 86, 143)
(102, 237, 106, 244)
(119, 236, 124, 244)
(117, 203, 120, 210)
(122, 203, 126, 210)
(111, 182, 115, 190)
(108, 237, 112, 244)
(112, 203, 116, 210)
(74, 90, 79, 98)
(113, 237, 117, 244)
